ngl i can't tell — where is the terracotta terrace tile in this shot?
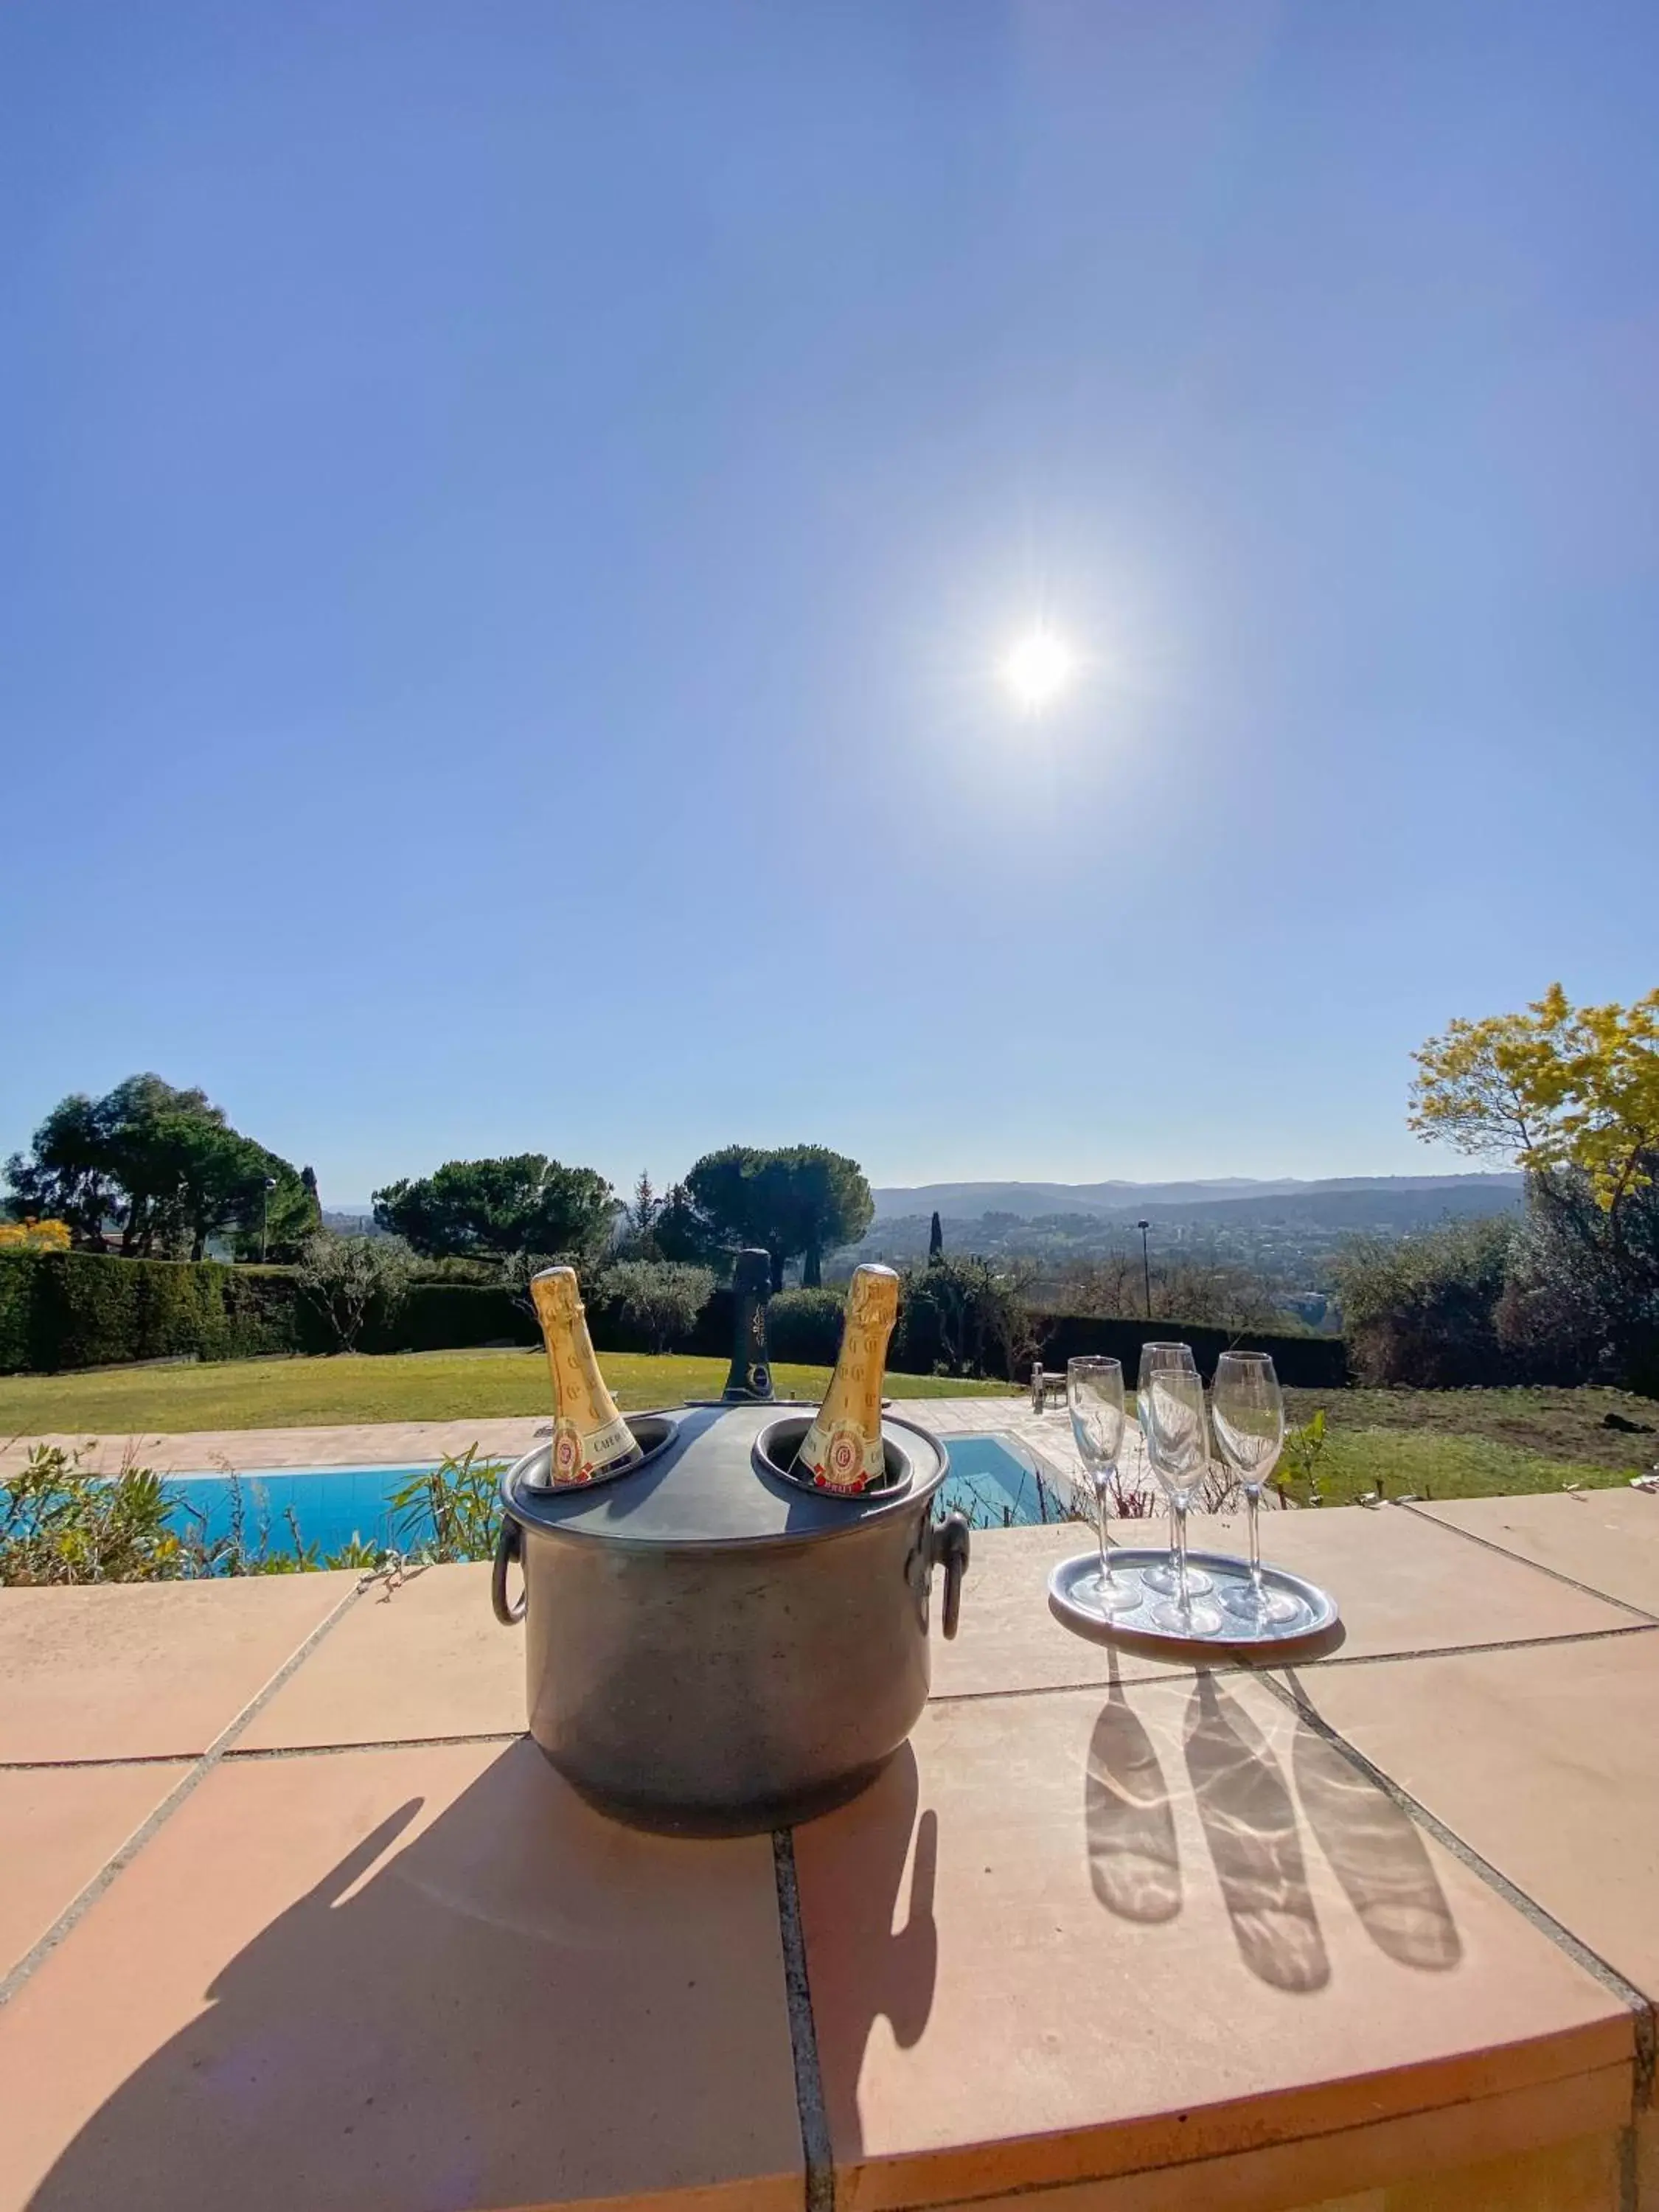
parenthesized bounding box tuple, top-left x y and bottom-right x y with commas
(0, 1575, 359, 1763)
(793, 1674, 1630, 2211)
(237, 1560, 525, 1751)
(931, 1524, 1189, 1700)
(1285, 1629, 1659, 2008)
(932, 1499, 1644, 1703)
(0, 1764, 187, 1982)
(930, 2080, 1630, 2212)
(0, 1738, 801, 2212)
(1178, 1498, 1648, 1657)
(1408, 1490, 1659, 1621)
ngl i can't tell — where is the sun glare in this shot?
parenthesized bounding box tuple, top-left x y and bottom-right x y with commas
(1001, 627, 1075, 714)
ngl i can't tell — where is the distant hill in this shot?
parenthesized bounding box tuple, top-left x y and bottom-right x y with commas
(872, 1174, 1523, 1223)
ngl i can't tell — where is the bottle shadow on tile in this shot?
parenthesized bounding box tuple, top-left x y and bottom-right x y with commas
(789, 1741, 938, 2166)
(1286, 1674, 1461, 1972)
(1085, 1658, 1181, 1924)
(27, 1739, 807, 2212)
(1183, 1672, 1330, 1994)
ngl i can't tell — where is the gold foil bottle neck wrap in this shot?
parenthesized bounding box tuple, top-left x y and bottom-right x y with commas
(529, 1266, 643, 1489)
(795, 1264, 901, 1493)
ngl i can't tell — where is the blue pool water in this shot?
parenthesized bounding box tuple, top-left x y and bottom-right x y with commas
(936, 1434, 1070, 1528)
(159, 1431, 1065, 1559)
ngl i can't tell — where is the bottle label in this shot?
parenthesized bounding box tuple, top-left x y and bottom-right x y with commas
(797, 1416, 886, 1493)
(551, 1412, 637, 1486)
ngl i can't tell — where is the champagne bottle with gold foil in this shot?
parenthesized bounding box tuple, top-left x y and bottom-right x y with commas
(795, 1264, 900, 1492)
(722, 1248, 775, 1402)
(529, 1266, 643, 1488)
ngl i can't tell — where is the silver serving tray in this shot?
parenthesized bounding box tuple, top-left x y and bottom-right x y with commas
(1048, 1546, 1342, 1657)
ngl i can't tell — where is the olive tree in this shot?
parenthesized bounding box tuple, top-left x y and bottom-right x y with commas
(595, 1260, 714, 1354)
(296, 1231, 414, 1353)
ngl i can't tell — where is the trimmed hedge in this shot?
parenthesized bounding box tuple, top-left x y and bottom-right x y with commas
(0, 1252, 298, 1374)
(1029, 1311, 1349, 1390)
(0, 1254, 34, 1374)
(0, 1253, 554, 1371)
(766, 1289, 846, 1366)
(367, 1284, 535, 1355)
(0, 1249, 1352, 1390)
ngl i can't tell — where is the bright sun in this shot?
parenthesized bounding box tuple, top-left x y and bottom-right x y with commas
(1001, 627, 1075, 713)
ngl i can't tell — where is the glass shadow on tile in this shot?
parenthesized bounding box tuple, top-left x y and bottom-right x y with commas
(1183, 1673, 1331, 1994)
(1081, 1669, 1465, 1997)
(1284, 1670, 1461, 1974)
(1085, 1658, 1181, 1924)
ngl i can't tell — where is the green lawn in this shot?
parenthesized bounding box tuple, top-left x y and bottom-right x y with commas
(0, 1349, 1015, 1438)
(1275, 1385, 1656, 1507)
(2, 1355, 1652, 1510)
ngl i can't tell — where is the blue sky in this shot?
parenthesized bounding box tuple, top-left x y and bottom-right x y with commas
(4, 3, 1656, 1206)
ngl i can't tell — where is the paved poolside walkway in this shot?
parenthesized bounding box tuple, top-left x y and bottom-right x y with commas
(1, 1394, 1113, 1483)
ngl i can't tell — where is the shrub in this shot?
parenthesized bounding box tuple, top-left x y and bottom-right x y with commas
(1275, 1411, 1330, 1506)
(388, 1447, 503, 1563)
(0, 1441, 428, 1584)
(766, 1287, 845, 1366)
(891, 1256, 1035, 1380)
(1, 1444, 187, 1584)
(1332, 1217, 1514, 1386)
(593, 1260, 715, 1354)
(295, 1231, 414, 1353)
(1496, 1171, 1659, 1392)
(0, 1218, 71, 1251)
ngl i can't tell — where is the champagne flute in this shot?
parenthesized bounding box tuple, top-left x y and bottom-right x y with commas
(1135, 1342, 1212, 1599)
(1067, 1357, 1138, 1613)
(1211, 1351, 1301, 1624)
(1141, 1366, 1223, 1635)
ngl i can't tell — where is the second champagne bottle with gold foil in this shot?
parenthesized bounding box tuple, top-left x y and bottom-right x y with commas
(795, 1263, 900, 1492)
(529, 1265, 644, 1487)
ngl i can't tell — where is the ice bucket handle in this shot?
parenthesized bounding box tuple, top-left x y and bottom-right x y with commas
(492, 1515, 526, 1626)
(927, 1511, 971, 1639)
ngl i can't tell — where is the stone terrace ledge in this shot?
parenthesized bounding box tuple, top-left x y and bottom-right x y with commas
(1, 1441, 1658, 2211)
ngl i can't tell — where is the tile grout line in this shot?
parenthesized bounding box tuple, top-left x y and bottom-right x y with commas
(0, 1727, 532, 1774)
(1397, 1498, 1659, 1624)
(224, 1731, 528, 1761)
(9, 1613, 1651, 1780)
(0, 1750, 205, 1773)
(0, 1574, 371, 2008)
(1256, 1668, 1657, 2115)
(925, 1616, 1659, 1708)
(771, 1828, 834, 2212)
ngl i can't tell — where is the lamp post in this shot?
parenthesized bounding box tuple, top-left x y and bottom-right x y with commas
(1136, 1220, 1152, 1319)
(261, 1177, 278, 1264)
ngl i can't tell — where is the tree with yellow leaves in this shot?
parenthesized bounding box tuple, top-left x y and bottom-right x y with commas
(1411, 984, 1659, 1222)
(1411, 985, 1659, 1386)
(0, 1218, 72, 1252)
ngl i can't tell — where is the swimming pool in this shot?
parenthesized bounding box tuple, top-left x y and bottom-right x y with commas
(161, 1431, 1069, 1559)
